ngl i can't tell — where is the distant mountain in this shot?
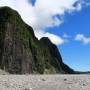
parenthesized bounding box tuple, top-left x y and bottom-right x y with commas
(0, 6, 76, 74)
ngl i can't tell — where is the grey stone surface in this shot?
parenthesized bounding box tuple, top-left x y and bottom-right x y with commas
(0, 75, 89, 90)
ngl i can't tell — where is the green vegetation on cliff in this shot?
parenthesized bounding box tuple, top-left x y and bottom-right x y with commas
(0, 7, 75, 74)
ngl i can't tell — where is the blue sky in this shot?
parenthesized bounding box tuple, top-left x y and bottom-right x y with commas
(46, 5, 90, 71)
(60, 6, 90, 71)
(0, 0, 90, 71)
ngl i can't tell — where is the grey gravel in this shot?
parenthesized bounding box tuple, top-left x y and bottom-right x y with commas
(0, 75, 90, 90)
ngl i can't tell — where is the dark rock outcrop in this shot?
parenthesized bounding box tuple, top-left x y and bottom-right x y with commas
(0, 6, 75, 74)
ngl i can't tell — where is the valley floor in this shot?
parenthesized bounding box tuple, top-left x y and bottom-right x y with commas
(0, 75, 90, 90)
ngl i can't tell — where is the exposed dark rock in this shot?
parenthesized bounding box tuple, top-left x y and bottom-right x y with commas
(0, 6, 75, 74)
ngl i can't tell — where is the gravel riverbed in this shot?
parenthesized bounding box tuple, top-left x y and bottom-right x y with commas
(0, 75, 90, 90)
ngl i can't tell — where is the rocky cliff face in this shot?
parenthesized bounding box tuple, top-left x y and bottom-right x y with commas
(0, 7, 75, 74)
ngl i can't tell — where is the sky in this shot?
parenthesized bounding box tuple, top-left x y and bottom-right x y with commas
(0, 0, 90, 71)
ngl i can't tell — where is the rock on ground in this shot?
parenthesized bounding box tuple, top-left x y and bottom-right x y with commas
(0, 75, 90, 90)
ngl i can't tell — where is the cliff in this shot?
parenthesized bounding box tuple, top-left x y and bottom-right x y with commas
(0, 7, 75, 74)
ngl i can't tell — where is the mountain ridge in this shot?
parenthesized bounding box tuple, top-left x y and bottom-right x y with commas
(0, 6, 76, 74)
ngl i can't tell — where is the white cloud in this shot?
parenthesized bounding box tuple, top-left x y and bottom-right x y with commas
(0, 0, 88, 45)
(32, 0, 83, 30)
(35, 31, 64, 45)
(45, 33, 65, 45)
(75, 34, 90, 45)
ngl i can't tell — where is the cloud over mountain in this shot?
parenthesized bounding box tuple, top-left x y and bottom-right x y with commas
(0, 0, 88, 45)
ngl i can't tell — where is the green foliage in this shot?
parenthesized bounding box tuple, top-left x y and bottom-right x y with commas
(0, 7, 76, 74)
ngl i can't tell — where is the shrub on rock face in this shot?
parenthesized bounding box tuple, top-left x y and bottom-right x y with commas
(0, 7, 75, 74)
